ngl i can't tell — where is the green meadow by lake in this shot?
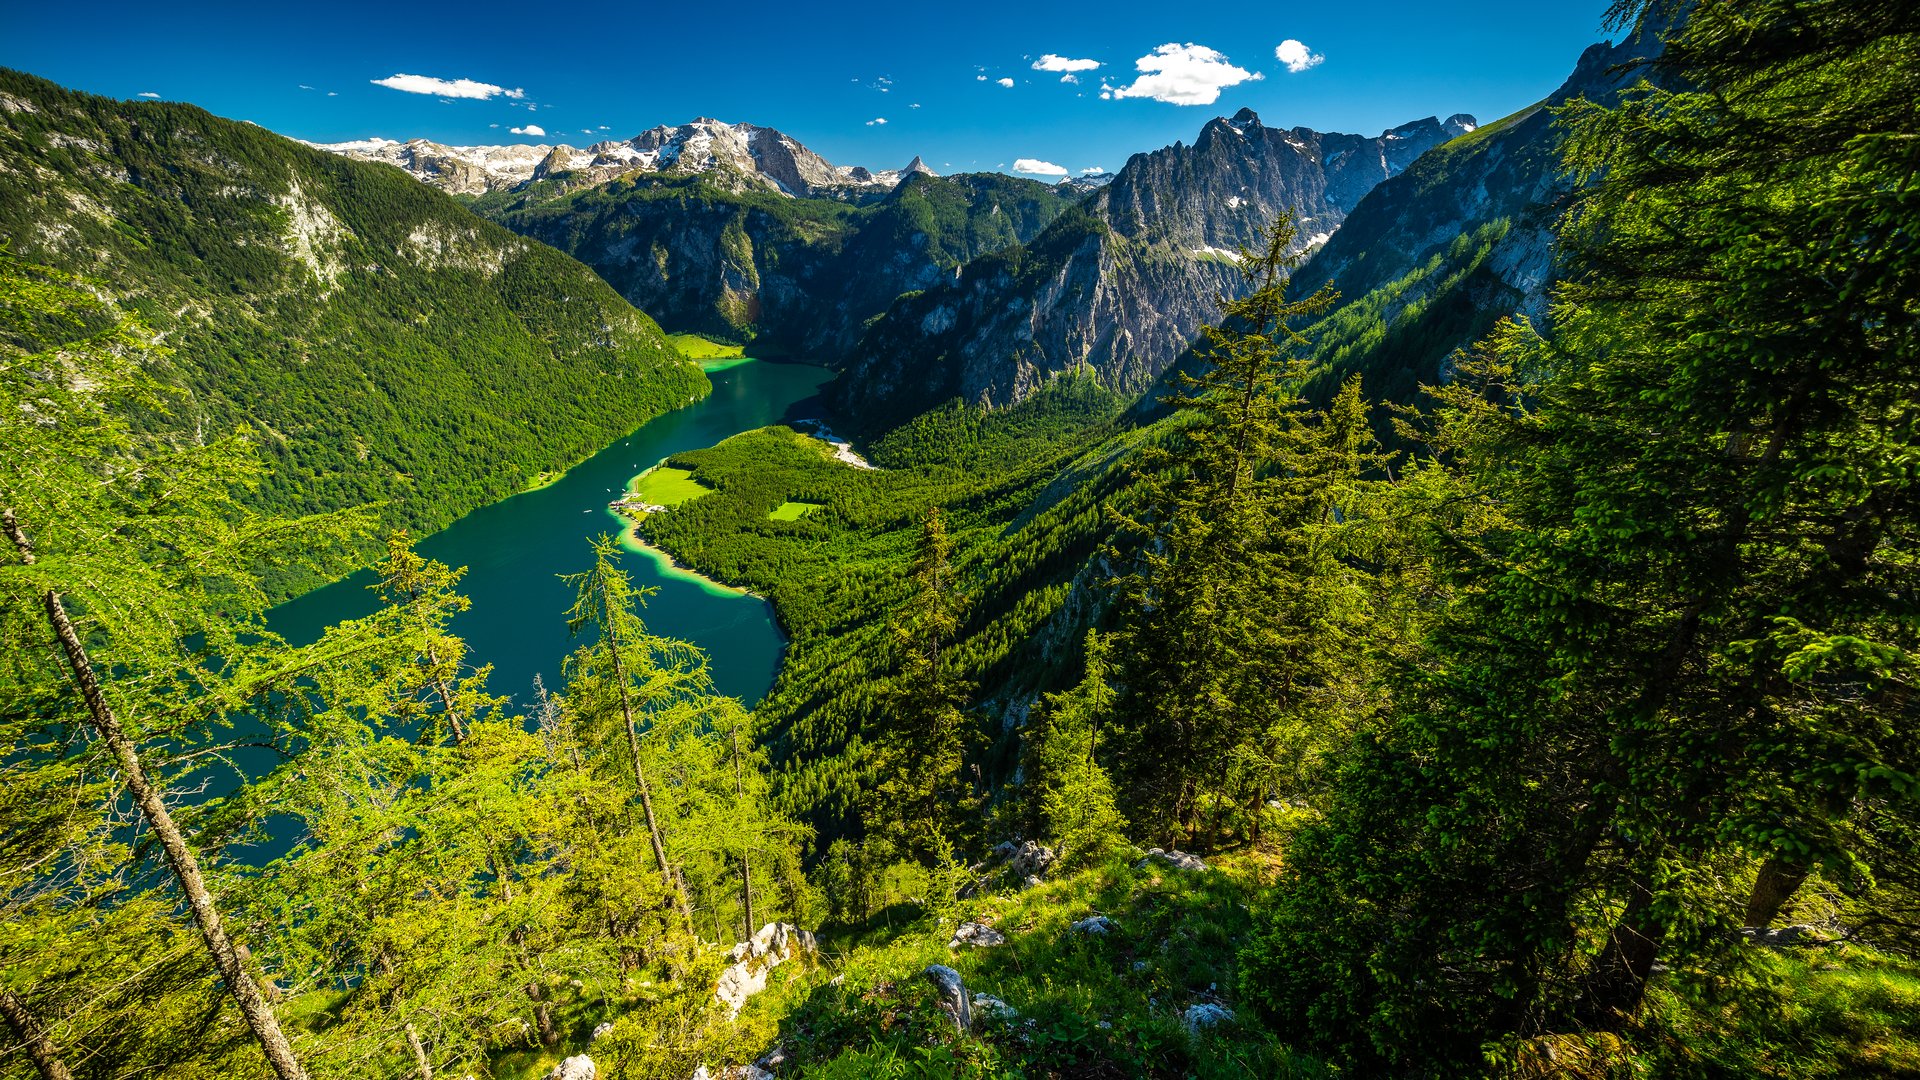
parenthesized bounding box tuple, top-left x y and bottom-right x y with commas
(270, 359, 835, 707)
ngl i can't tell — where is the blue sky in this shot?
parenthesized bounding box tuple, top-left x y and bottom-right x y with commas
(2, 1, 1618, 179)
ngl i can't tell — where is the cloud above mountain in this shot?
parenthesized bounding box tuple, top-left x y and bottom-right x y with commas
(1276, 39, 1325, 73)
(1014, 158, 1068, 176)
(372, 73, 526, 101)
(1106, 43, 1261, 106)
(509, 124, 545, 137)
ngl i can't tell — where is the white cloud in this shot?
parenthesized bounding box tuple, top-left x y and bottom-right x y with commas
(976, 74, 988, 82)
(598, 125, 610, 130)
(1061, 74, 1078, 84)
(866, 117, 888, 126)
(1014, 158, 1068, 177)
(327, 91, 338, 97)
(509, 124, 546, 137)
(371, 73, 524, 101)
(1110, 43, 1261, 106)
(1276, 39, 1325, 73)
(1081, 166, 1107, 175)
(997, 77, 1015, 88)
(910, 103, 921, 109)
(298, 84, 314, 90)
(137, 91, 160, 99)
(1033, 54, 1101, 73)
(489, 123, 500, 128)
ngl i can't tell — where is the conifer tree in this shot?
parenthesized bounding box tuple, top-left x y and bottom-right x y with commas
(1106, 217, 1380, 843)
(1244, 1, 1920, 1068)
(0, 255, 388, 1079)
(564, 534, 703, 929)
(861, 508, 975, 868)
(1020, 631, 1128, 868)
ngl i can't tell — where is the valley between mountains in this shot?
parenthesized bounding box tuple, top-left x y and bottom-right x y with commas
(4, 2, 1918, 1078)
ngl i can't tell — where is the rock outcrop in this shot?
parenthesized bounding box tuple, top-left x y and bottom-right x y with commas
(1183, 1003, 1235, 1037)
(923, 965, 972, 1034)
(547, 1055, 596, 1080)
(1138, 848, 1210, 873)
(715, 923, 817, 1019)
(948, 921, 1007, 949)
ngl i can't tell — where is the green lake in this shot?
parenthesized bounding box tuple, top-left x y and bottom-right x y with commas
(269, 359, 835, 707)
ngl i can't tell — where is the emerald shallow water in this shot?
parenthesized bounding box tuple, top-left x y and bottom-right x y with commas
(270, 359, 834, 707)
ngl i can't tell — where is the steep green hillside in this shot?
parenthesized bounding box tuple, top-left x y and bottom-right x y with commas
(0, 69, 705, 589)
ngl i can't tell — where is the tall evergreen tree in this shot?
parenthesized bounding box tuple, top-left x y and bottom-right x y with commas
(1106, 217, 1381, 844)
(563, 535, 705, 929)
(1020, 631, 1129, 868)
(1244, 1, 1920, 1069)
(0, 255, 388, 1079)
(861, 508, 975, 867)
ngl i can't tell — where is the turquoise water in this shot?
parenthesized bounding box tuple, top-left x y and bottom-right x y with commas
(269, 359, 834, 707)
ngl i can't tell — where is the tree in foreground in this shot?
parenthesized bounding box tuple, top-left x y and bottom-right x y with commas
(1243, 1, 1920, 1070)
(1105, 215, 1384, 846)
(0, 255, 383, 1078)
(1019, 631, 1129, 868)
(859, 507, 976, 872)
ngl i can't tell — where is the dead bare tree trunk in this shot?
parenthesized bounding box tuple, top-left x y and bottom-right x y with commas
(6, 509, 309, 1080)
(0, 991, 74, 1080)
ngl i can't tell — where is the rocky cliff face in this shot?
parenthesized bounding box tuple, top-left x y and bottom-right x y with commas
(486, 170, 1077, 360)
(833, 109, 1473, 427)
(314, 118, 929, 202)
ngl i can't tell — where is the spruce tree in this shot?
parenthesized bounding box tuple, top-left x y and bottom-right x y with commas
(1244, 1, 1920, 1068)
(861, 508, 975, 868)
(1106, 217, 1381, 844)
(1020, 631, 1129, 868)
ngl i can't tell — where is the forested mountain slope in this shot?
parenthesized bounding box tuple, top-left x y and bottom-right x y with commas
(0, 69, 704, 588)
(832, 110, 1472, 427)
(1287, 24, 1667, 405)
(472, 167, 1075, 360)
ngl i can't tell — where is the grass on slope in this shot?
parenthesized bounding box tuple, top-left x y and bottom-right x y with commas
(769, 501, 822, 521)
(668, 332, 751, 365)
(632, 466, 713, 507)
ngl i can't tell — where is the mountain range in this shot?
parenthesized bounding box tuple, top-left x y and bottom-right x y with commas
(312, 109, 1476, 419)
(316, 117, 936, 201)
(2, 30, 1641, 538)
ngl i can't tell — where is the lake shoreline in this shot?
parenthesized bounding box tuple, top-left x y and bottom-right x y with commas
(270, 357, 828, 708)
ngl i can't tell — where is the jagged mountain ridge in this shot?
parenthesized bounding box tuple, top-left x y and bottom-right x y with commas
(316, 117, 936, 202)
(833, 110, 1475, 427)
